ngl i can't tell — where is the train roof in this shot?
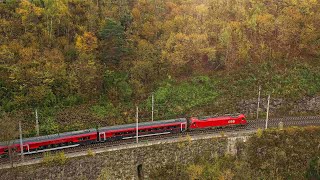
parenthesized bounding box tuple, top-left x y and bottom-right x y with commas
(198, 113, 243, 120)
(196, 114, 244, 121)
(0, 118, 187, 146)
(0, 128, 97, 146)
(99, 118, 187, 131)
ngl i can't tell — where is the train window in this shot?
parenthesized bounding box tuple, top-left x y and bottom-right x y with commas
(79, 136, 90, 141)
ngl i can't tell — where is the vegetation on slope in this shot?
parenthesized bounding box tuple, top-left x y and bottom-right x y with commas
(150, 126, 320, 180)
(0, 0, 320, 135)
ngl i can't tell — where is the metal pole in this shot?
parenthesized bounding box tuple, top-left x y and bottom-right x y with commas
(19, 121, 24, 161)
(265, 94, 270, 129)
(152, 93, 154, 122)
(136, 106, 139, 143)
(35, 109, 39, 136)
(257, 85, 261, 120)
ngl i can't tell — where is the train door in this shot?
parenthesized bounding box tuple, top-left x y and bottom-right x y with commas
(23, 144, 30, 153)
(99, 132, 106, 141)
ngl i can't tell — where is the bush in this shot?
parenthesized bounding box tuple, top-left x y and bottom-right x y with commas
(40, 117, 59, 135)
(43, 152, 53, 165)
(187, 164, 203, 180)
(144, 76, 219, 119)
(306, 156, 320, 179)
(97, 167, 111, 180)
(42, 151, 67, 165)
(103, 70, 132, 102)
(87, 148, 95, 157)
(91, 102, 118, 119)
(256, 128, 263, 138)
(62, 95, 83, 107)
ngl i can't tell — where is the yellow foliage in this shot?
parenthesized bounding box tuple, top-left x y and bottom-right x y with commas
(76, 32, 98, 53)
(187, 164, 204, 180)
(42, 151, 67, 165)
(87, 148, 95, 157)
(256, 128, 263, 138)
(132, 7, 141, 20)
(16, 0, 44, 18)
(219, 169, 234, 180)
(195, 4, 208, 15)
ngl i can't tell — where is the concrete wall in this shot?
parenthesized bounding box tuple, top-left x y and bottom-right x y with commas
(0, 135, 249, 180)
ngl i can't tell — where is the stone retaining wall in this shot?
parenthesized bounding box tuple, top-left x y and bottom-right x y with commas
(0, 136, 249, 180)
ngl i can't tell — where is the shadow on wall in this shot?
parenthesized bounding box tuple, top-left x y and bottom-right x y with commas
(137, 164, 143, 180)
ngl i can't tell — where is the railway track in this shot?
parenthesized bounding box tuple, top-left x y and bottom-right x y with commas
(1, 115, 320, 167)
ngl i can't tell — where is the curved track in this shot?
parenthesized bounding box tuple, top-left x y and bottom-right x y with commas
(1, 115, 320, 166)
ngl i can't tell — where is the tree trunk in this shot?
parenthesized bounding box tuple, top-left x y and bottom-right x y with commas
(50, 17, 53, 40)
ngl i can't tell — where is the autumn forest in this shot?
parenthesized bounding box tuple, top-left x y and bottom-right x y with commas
(0, 0, 320, 135)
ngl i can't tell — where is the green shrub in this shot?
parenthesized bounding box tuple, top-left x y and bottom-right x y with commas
(91, 102, 118, 118)
(91, 105, 108, 118)
(256, 128, 263, 138)
(103, 70, 132, 102)
(143, 76, 219, 119)
(40, 117, 59, 135)
(306, 156, 320, 180)
(62, 95, 83, 107)
(42, 151, 67, 165)
(42, 152, 53, 165)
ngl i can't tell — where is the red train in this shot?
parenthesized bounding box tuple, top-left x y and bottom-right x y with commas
(0, 114, 247, 157)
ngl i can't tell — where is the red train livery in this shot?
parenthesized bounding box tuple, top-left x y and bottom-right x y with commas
(189, 114, 247, 129)
(0, 114, 246, 157)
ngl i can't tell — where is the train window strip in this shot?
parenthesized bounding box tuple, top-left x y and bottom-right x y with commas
(113, 125, 180, 135)
(79, 136, 90, 141)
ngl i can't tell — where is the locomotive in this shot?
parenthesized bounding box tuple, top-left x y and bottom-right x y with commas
(0, 114, 247, 157)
